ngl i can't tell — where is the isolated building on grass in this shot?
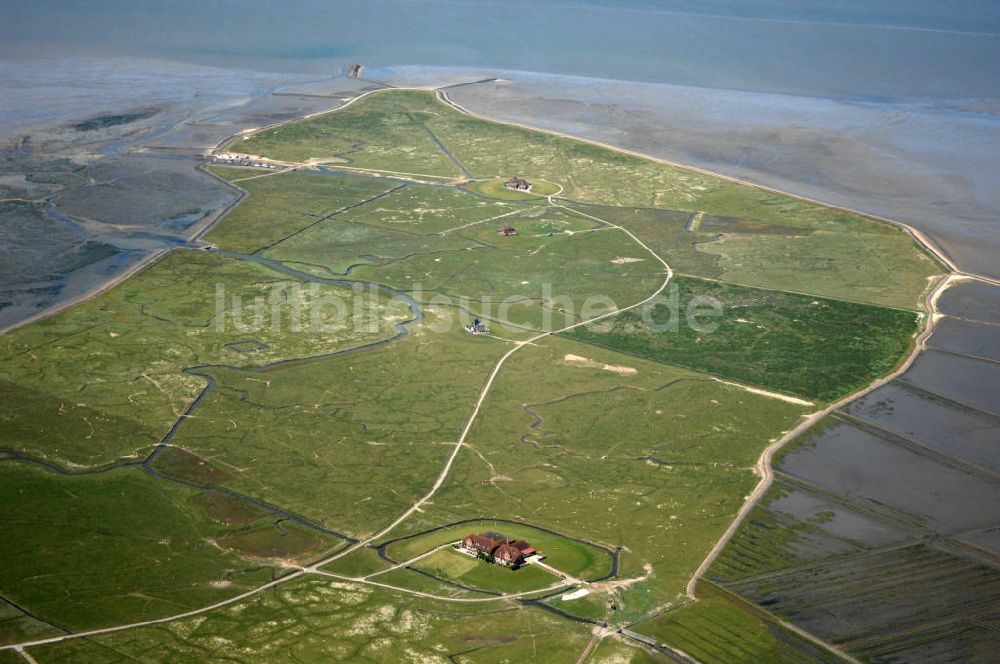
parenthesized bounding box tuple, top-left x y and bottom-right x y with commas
(465, 318, 490, 335)
(462, 533, 499, 556)
(504, 175, 531, 191)
(460, 532, 537, 567)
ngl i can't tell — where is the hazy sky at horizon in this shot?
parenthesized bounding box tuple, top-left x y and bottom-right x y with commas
(3, 0, 999, 102)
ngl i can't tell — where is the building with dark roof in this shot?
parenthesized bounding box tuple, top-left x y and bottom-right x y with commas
(504, 176, 531, 191)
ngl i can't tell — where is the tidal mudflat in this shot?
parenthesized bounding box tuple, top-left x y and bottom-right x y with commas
(779, 419, 1000, 533)
(926, 316, 1000, 363)
(936, 278, 1000, 325)
(0, 57, 376, 332)
(900, 350, 1000, 418)
(845, 381, 1000, 475)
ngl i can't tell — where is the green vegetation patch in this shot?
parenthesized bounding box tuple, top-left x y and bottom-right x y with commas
(0, 650, 23, 664)
(413, 548, 558, 594)
(0, 600, 59, 648)
(0, 251, 405, 467)
(697, 226, 940, 310)
(205, 164, 269, 182)
(0, 462, 339, 633)
(490, 205, 599, 237)
(352, 224, 664, 331)
(159, 309, 507, 538)
(632, 584, 842, 663)
(263, 217, 476, 276)
(565, 275, 919, 401)
(390, 336, 806, 622)
(28, 577, 592, 662)
(588, 637, 665, 663)
(0, 89, 942, 651)
(568, 202, 941, 309)
(564, 203, 722, 278)
(371, 567, 491, 600)
(464, 177, 561, 200)
(321, 547, 394, 578)
(203, 170, 399, 254)
(544, 589, 610, 623)
(230, 91, 463, 178)
(337, 183, 522, 234)
(381, 519, 613, 581)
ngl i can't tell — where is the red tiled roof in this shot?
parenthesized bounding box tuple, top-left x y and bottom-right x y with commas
(494, 543, 523, 564)
(463, 534, 498, 553)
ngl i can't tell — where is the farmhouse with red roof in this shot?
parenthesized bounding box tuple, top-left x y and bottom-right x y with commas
(459, 532, 538, 568)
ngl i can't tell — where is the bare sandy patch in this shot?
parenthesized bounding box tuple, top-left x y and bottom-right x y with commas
(611, 256, 644, 264)
(594, 563, 653, 591)
(561, 588, 591, 601)
(563, 354, 637, 376)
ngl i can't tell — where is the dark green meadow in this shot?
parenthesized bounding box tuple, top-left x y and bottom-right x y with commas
(0, 463, 339, 638)
(566, 276, 919, 401)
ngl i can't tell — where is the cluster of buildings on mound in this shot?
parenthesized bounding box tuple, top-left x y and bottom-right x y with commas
(210, 152, 284, 169)
(459, 532, 538, 568)
(505, 175, 531, 191)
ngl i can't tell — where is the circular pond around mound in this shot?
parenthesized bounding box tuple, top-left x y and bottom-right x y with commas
(465, 177, 562, 200)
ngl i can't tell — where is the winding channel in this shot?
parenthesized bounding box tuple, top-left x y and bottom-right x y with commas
(0, 83, 963, 663)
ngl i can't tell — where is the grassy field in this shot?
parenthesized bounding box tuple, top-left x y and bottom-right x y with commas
(0, 462, 339, 636)
(632, 584, 842, 663)
(380, 336, 807, 623)
(697, 228, 940, 311)
(495, 205, 599, 236)
(229, 91, 463, 178)
(412, 548, 558, 594)
(0, 601, 58, 649)
(350, 223, 664, 332)
(229, 89, 940, 311)
(568, 202, 941, 310)
(336, 183, 523, 234)
(370, 567, 493, 600)
(544, 589, 610, 623)
(0, 88, 942, 658)
(0, 251, 404, 467)
(381, 519, 614, 581)
(263, 217, 477, 276)
(156, 308, 507, 538)
(587, 637, 665, 663)
(25, 577, 593, 662)
(322, 547, 395, 578)
(565, 275, 919, 401)
(464, 177, 562, 200)
(204, 168, 400, 254)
